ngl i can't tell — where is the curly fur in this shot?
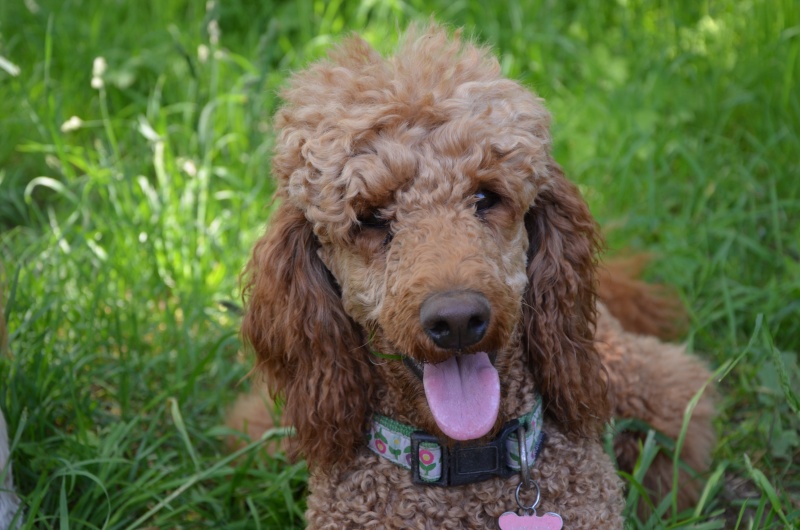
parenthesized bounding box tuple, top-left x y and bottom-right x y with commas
(523, 165, 609, 438)
(597, 255, 688, 341)
(241, 203, 376, 468)
(233, 24, 715, 528)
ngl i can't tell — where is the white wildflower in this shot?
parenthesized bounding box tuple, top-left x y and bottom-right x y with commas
(0, 55, 21, 77)
(92, 56, 107, 78)
(60, 115, 84, 132)
(181, 159, 198, 177)
(197, 44, 209, 63)
(91, 56, 106, 89)
(208, 20, 220, 45)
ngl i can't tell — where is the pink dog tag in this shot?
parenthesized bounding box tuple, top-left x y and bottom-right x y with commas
(498, 511, 563, 530)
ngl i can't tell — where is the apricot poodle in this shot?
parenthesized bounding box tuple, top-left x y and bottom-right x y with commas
(233, 25, 715, 529)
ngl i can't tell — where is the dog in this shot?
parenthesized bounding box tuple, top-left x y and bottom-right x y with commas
(231, 24, 715, 528)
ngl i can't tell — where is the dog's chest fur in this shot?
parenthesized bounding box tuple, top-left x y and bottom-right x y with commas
(303, 336, 624, 529)
(304, 418, 624, 529)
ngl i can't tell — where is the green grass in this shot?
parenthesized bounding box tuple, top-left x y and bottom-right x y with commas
(1, 0, 798, 527)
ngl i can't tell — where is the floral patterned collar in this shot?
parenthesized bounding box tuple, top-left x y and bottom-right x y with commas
(366, 394, 544, 487)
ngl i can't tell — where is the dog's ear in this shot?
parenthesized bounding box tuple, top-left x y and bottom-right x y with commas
(522, 162, 610, 437)
(241, 202, 375, 468)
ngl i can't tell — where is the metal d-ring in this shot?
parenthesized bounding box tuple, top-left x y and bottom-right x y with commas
(517, 423, 531, 487)
(514, 479, 541, 513)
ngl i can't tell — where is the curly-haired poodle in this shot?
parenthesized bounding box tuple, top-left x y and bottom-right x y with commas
(232, 24, 715, 529)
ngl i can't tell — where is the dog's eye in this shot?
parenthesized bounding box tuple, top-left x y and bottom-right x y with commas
(474, 189, 500, 215)
(357, 211, 389, 230)
(356, 210, 393, 247)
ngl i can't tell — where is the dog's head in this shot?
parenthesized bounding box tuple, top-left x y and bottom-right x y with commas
(242, 25, 609, 468)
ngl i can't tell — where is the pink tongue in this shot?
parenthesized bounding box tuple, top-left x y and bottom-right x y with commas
(422, 352, 500, 441)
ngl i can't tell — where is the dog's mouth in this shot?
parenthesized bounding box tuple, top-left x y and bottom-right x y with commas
(402, 352, 498, 378)
(403, 352, 500, 441)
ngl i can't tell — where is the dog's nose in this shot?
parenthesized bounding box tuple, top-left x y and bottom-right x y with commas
(420, 290, 491, 350)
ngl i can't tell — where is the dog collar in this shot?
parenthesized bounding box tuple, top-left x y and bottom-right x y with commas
(366, 394, 544, 486)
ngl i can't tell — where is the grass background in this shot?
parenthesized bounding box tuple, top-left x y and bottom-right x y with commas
(0, 0, 798, 527)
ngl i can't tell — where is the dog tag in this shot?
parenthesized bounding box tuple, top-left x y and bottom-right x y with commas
(499, 480, 563, 530)
(498, 511, 563, 530)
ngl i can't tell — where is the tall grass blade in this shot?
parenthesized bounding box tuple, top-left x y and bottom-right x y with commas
(743, 454, 790, 527)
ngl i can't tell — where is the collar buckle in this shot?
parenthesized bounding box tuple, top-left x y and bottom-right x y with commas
(410, 419, 520, 487)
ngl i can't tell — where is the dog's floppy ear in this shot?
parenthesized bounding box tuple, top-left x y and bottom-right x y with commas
(241, 202, 375, 468)
(522, 162, 610, 437)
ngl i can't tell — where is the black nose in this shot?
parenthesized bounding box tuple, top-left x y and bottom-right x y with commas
(420, 290, 491, 350)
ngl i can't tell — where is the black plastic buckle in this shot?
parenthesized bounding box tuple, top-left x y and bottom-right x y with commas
(410, 419, 520, 486)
